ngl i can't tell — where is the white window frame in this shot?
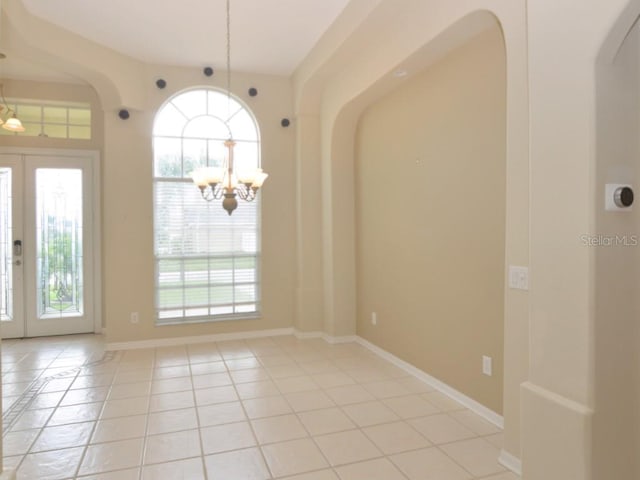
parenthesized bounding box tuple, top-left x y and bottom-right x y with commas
(152, 88, 262, 325)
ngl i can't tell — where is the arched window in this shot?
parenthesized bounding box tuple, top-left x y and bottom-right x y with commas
(153, 88, 261, 324)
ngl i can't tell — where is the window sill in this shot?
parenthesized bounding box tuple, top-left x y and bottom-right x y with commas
(156, 312, 261, 327)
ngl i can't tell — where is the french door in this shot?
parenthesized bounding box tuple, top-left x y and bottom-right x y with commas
(0, 150, 100, 338)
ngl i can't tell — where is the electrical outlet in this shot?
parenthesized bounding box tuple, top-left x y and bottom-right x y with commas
(371, 312, 377, 326)
(130, 312, 139, 324)
(482, 355, 492, 376)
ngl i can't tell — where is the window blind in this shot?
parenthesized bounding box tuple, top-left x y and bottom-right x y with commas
(154, 179, 259, 323)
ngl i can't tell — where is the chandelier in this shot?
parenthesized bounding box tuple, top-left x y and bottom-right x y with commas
(190, 0, 268, 215)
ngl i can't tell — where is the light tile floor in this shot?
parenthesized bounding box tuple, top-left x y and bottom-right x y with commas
(1, 334, 520, 480)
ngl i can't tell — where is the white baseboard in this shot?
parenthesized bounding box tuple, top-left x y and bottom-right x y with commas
(293, 330, 324, 340)
(106, 327, 294, 351)
(293, 329, 357, 345)
(499, 449, 522, 476)
(355, 336, 504, 429)
(324, 334, 358, 344)
(107, 328, 356, 351)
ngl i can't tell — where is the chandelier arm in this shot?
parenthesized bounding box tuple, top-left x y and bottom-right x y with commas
(200, 188, 215, 202)
(212, 183, 226, 199)
(235, 184, 250, 201)
(199, 183, 226, 202)
(241, 187, 258, 202)
(0, 83, 13, 114)
(0, 84, 6, 107)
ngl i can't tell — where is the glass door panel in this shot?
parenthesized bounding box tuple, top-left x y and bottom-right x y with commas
(36, 169, 84, 319)
(0, 168, 13, 322)
(25, 156, 94, 338)
(0, 155, 24, 339)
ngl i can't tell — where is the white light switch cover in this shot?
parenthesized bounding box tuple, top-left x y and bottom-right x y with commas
(508, 266, 529, 291)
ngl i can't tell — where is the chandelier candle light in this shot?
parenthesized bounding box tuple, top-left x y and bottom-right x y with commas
(191, 139, 269, 215)
(190, 0, 268, 215)
(0, 80, 25, 133)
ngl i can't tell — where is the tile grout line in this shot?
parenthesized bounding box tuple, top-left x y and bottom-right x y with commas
(281, 343, 362, 479)
(263, 339, 392, 479)
(72, 351, 123, 480)
(188, 344, 214, 480)
(134, 347, 158, 480)
(267, 338, 336, 478)
(226, 342, 275, 479)
(2, 350, 118, 435)
(2, 347, 118, 478)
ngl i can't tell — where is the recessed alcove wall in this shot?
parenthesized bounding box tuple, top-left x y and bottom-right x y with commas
(355, 26, 506, 414)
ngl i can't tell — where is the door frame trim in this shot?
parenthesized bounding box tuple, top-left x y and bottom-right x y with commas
(0, 147, 102, 335)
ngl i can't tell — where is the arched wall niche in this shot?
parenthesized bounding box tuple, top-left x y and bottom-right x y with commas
(293, 0, 530, 466)
(322, 12, 507, 340)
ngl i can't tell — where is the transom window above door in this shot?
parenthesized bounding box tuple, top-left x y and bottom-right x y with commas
(152, 88, 261, 325)
(0, 99, 91, 139)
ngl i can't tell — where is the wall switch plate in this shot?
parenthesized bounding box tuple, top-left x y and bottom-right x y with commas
(482, 355, 492, 376)
(371, 312, 377, 326)
(508, 266, 529, 291)
(130, 312, 139, 324)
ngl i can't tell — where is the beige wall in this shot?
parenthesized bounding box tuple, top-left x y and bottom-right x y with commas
(593, 12, 640, 480)
(102, 66, 296, 343)
(522, 1, 636, 479)
(354, 27, 506, 414)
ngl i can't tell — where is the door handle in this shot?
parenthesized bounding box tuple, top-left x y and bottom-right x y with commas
(13, 240, 22, 257)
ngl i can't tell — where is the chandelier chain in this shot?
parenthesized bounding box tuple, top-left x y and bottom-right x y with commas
(226, 0, 231, 118)
(190, 0, 267, 215)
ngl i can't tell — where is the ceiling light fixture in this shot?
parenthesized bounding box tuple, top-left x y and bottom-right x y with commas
(0, 83, 24, 133)
(190, 0, 268, 215)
